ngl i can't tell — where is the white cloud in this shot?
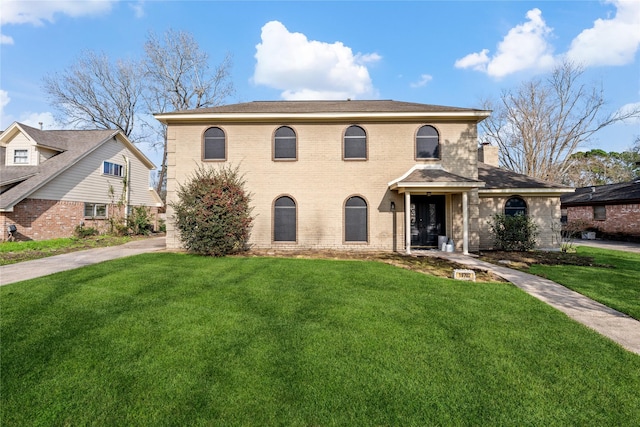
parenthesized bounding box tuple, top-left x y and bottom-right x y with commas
(1, 33, 15, 45)
(616, 101, 640, 124)
(455, 8, 555, 78)
(410, 74, 433, 88)
(566, 0, 640, 67)
(0, 90, 57, 130)
(253, 21, 381, 100)
(0, 0, 115, 26)
(129, 1, 145, 19)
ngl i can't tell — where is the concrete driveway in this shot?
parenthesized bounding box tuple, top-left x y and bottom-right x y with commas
(0, 236, 166, 286)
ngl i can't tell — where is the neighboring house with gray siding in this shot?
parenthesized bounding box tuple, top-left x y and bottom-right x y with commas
(155, 100, 572, 254)
(1, 122, 163, 241)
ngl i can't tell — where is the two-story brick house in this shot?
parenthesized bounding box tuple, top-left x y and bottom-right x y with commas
(156, 100, 570, 254)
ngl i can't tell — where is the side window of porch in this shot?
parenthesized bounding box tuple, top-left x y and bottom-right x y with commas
(505, 196, 527, 216)
(345, 196, 368, 242)
(274, 196, 296, 242)
(416, 125, 440, 160)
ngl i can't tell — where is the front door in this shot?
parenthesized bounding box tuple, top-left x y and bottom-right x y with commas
(410, 195, 445, 248)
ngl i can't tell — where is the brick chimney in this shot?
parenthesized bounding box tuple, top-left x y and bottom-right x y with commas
(478, 142, 499, 167)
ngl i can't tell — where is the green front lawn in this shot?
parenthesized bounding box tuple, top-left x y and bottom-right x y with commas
(2, 254, 638, 425)
(529, 246, 640, 320)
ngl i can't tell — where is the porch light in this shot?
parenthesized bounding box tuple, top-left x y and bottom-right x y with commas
(390, 201, 396, 212)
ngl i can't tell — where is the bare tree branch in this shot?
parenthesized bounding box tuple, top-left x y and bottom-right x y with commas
(480, 60, 640, 184)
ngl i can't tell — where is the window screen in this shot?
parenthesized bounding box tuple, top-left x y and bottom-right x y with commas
(274, 196, 296, 241)
(274, 126, 297, 159)
(505, 197, 527, 216)
(345, 196, 367, 242)
(416, 125, 440, 159)
(204, 127, 226, 160)
(344, 125, 367, 159)
(593, 205, 606, 221)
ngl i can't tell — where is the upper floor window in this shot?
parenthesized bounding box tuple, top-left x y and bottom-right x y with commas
(203, 127, 226, 161)
(103, 161, 124, 177)
(505, 196, 527, 216)
(416, 125, 440, 159)
(274, 196, 297, 242)
(344, 125, 367, 160)
(345, 196, 368, 242)
(274, 126, 297, 160)
(13, 149, 28, 164)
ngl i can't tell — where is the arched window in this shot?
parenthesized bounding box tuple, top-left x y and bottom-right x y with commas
(203, 127, 226, 160)
(505, 196, 527, 216)
(344, 125, 367, 159)
(274, 196, 296, 242)
(416, 125, 440, 159)
(345, 196, 368, 242)
(274, 126, 297, 160)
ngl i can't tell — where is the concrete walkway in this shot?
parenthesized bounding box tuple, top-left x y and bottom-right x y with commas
(423, 250, 640, 355)
(0, 236, 166, 286)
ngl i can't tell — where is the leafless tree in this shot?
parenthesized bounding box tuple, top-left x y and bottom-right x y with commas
(143, 29, 235, 195)
(480, 61, 640, 184)
(43, 51, 144, 140)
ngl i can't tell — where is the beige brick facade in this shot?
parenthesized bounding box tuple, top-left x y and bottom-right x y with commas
(159, 101, 566, 253)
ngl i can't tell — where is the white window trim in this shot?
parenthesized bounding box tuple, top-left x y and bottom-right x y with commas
(13, 149, 29, 165)
(84, 203, 108, 219)
(102, 161, 124, 178)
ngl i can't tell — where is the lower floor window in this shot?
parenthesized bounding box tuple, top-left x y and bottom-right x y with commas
(593, 205, 606, 221)
(84, 203, 107, 218)
(274, 196, 296, 242)
(345, 196, 368, 242)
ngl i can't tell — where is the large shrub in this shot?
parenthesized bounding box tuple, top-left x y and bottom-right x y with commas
(489, 213, 539, 251)
(171, 165, 253, 256)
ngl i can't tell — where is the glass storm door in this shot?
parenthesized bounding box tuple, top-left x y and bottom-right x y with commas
(410, 195, 445, 248)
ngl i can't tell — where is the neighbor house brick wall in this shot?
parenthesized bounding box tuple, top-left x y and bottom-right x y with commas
(0, 198, 156, 241)
(567, 204, 640, 237)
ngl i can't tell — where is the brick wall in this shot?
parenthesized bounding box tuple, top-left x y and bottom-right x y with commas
(1, 198, 159, 241)
(567, 204, 640, 237)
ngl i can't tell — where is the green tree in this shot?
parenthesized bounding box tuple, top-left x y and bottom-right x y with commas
(171, 165, 252, 256)
(563, 148, 637, 187)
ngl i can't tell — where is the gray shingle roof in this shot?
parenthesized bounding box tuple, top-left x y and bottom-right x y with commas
(164, 100, 489, 115)
(478, 162, 570, 190)
(400, 168, 484, 184)
(0, 123, 119, 210)
(561, 180, 640, 206)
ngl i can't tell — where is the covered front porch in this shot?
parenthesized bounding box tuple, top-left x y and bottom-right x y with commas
(388, 165, 484, 255)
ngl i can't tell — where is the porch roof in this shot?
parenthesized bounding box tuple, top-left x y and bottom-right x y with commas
(389, 165, 484, 193)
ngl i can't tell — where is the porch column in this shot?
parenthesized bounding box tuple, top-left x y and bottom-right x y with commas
(462, 190, 469, 255)
(404, 191, 411, 255)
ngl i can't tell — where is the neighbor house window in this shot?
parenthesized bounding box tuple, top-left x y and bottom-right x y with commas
(344, 125, 367, 160)
(274, 126, 297, 160)
(103, 161, 124, 177)
(203, 127, 226, 161)
(84, 203, 107, 218)
(274, 196, 296, 242)
(593, 205, 606, 221)
(13, 149, 28, 164)
(416, 125, 440, 159)
(505, 196, 527, 216)
(345, 196, 368, 242)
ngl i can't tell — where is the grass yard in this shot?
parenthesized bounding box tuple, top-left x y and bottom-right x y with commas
(529, 246, 640, 320)
(2, 254, 639, 425)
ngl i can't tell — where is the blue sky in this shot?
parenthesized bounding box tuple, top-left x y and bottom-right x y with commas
(1, 0, 639, 168)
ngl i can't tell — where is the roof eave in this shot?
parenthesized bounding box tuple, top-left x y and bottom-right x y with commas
(479, 188, 574, 196)
(154, 110, 492, 124)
